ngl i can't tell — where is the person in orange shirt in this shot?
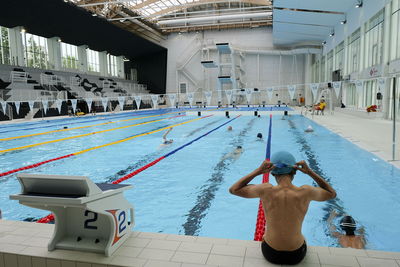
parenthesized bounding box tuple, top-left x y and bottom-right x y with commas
(312, 99, 326, 115)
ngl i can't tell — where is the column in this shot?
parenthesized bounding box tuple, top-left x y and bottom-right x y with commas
(8, 26, 24, 67)
(47, 37, 62, 71)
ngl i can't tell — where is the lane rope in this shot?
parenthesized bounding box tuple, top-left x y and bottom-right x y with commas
(254, 114, 272, 241)
(37, 114, 242, 223)
(111, 115, 242, 184)
(0, 115, 212, 177)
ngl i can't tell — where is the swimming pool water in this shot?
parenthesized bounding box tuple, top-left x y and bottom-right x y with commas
(1, 108, 400, 252)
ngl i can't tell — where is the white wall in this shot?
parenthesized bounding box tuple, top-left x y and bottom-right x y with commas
(161, 27, 309, 101)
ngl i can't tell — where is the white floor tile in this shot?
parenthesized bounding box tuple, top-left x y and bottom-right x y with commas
(123, 237, 151, 248)
(366, 250, 400, 260)
(0, 243, 27, 254)
(145, 239, 181, 251)
(47, 249, 85, 261)
(206, 254, 244, 267)
(137, 248, 175, 261)
(211, 244, 246, 257)
(21, 236, 49, 248)
(196, 236, 228, 245)
(318, 254, 360, 267)
(143, 259, 181, 267)
(136, 232, 168, 240)
(166, 234, 197, 243)
(171, 251, 209, 265)
(329, 247, 368, 257)
(178, 241, 213, 254)
(0, 234, 30, 245)
(356, 256, 399, 267)
(46, 258, 62, 267)
(17, 255, 32, 267)
(76, 252, 115, 265)
(108, 256, 147, 267)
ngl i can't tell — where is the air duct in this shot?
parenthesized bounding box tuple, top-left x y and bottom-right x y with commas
(158, 12, 272, 26)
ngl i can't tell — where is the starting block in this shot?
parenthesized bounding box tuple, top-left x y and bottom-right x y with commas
(10, 173, 134, 256)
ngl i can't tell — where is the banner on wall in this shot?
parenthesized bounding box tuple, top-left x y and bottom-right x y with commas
(287, 85, 296, 100)
(15, 101, 20, 115)
(117, 97, 125, 111)
(266, 87, 274, 102)
(28, 101, 35, 113)
(42, 100, 48, 115)
(71, 99, 77, 113)
(168, 94, 176, 108)
(85, 99, 93, 112)
(310, 83, 319, 102)
(355, 80, 363, 95)
(225, 90, 233, 104)
(1, 101, 6, 114)
(151, 95, 158, 109)
(56, 99, 63, 113)
(204, 91, 212, 106)
(332, 82, 342, 98)
(245, 89, 252, 103)
(378, 77, 386, 93)
(134, 96, 141, 110)
(101, 98, 108, 112)
(187, 93, 194, 107)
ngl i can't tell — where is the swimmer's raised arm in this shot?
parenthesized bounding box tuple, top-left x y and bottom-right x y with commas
(229, 160, 275, 198)
(294, 160, 336, 201)
(163, 127, 172, 139)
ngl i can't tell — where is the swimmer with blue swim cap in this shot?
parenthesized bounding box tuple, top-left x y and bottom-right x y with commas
(229, 151, 336, 265)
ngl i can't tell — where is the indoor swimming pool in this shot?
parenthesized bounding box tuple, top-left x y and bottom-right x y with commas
(1, 107, 400, 253)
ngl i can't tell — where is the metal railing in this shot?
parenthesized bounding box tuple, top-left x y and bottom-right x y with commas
(10, 71, 28, 83)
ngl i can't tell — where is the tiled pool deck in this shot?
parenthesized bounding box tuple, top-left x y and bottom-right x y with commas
(1, 107, 400, 266)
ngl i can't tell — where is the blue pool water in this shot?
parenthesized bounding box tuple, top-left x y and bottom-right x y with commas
(1, 107, 400, 252)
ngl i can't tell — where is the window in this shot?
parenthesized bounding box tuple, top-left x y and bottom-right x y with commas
(390, 0, 400, 60)
(22, 32, 49, 69)
(61, 42, 79, 70)
(0, 26, 11, 65)
(364, 9, 384, 68)
(314, 60, 320, 83)
(107, 54, 118, 76)
(326, 50, 333, 81)
(321, 56, 326, 82)
(364, 81, 375, 107)
(347, 84, 356, 106)
(334, 41, 344, 75)
(347, 28, 360, 74)
(87, 49, 99, 72)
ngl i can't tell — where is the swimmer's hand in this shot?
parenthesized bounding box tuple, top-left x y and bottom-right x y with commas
(257, 160, 275, 174)
(293, 160, 312, 175)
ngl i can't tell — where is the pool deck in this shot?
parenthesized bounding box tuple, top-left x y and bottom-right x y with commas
(1, 219, 400, 267)
(1, 107, 400, 266)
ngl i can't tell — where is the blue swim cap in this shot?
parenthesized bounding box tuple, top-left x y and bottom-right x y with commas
(271, 151, 296, 175)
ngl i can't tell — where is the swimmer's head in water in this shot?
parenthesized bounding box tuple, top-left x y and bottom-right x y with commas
(228, 126, 232, 130)
(257, 133, 263, 139)
(170, 139, 173, 142)
(270, 151, 296, 175)
(308, 126, 312, 130)
(237, 146, 242, 149)
(340, 216, 357, 235)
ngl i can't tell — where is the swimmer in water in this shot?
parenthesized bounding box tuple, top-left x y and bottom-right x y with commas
(282, 116, 285, 120)
(220, 145, 244, 163)
(227, 126, 233, 131)
(158, 127, 173, 149)
(251, 133, 266, 144)
(304, 126, 316, 133)
(328, 209, 366, 249)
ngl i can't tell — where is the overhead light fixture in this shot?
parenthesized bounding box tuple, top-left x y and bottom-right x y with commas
(330, 29, 335, 36)
(92, 13, 98, 17)
(355, 0, 363, 8)
(341, 20, 346, 24)
(21, 28, 26, 33)
(58, 38, 62, 42)
(322, 41, 326, 45)
(178, 32, 181, 35)
(119, 19, 126, 22)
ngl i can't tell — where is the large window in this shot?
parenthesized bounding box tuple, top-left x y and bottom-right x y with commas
(364, 9, 384, 68)
(334, 41, 344, 74)
(364, 81, 375, 107)
(326, 50, 333, 81)
(61, 42, 79, 70)
(321, 56, 326, 82)
(22, 32, 49, 69)
(107, 54, 118, 76)
(390, 0, 400, 61)
(314, 60, 320, 83)
(347, 28, 360, 74)
(347, 83, 357, 106)
(0, 26, 11, 65)
(87, 49, 100, 72)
